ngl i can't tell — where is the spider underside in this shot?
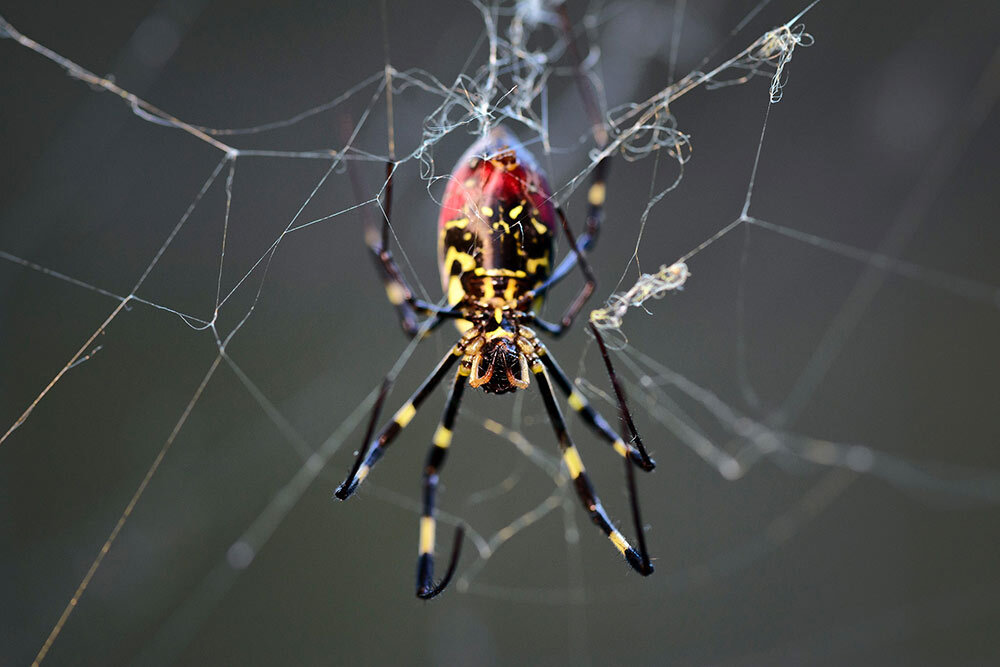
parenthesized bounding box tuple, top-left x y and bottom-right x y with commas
(335, 126, 657, 599)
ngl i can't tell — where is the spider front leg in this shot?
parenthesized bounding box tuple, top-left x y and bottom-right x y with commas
(522, 207, 596, 337)
(368, 161, 457, 337)
(523, 6, 612, 329)
(416, 367, 468, 599)
(335, 344, 462, 500)
(553, 0, 611, 270)
(531, 358, 654, 575)
(545, 156, 609, 286)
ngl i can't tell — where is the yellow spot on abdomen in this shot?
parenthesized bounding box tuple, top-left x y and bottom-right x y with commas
(526, 253, 549, 274)
(444, 246, 477, 276)
(477, 268, 527, 278)
(503, 279, 518, 301)
(447, 276, 466, 306)
(530, 217, 549, 235)
(568, 391, 586, 412)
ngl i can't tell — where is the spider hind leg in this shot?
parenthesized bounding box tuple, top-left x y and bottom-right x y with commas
(532, 356, 654, 575)
(416, 368, 468, 599)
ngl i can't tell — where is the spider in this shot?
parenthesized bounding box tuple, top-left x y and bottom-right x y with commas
(335, 126, 656, 599)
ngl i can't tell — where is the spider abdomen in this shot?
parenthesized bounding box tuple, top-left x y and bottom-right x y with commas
(461, 274, 533, 305)
(437, 127, 556, 314)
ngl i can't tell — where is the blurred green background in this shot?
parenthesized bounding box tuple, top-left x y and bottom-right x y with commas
(2, 0, 999, 665)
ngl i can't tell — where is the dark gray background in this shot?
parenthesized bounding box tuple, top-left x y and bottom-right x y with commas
(2, 1, 999, 665)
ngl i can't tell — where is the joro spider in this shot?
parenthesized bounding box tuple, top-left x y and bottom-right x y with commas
(335, 126, 656, 599)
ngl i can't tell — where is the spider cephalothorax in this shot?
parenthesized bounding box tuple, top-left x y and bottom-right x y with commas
(467, 335, 528, 394)
(461, 316, 535, 394)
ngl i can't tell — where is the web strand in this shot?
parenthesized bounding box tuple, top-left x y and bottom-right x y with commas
(1, 3, 998, 663)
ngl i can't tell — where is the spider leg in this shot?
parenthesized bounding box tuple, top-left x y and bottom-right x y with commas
(376, 163, 465, 327)
(531, 358, 654, 575)
(416, 368, 468, 599)
(546, 155, 608, 285)
(543, 4, 611, 287)
(335, 344, 462, 500)
(588, 321, 654, 464)
(340, 116, 440, 336)
(524, 207, 595, 336)
(351, 154, 457, 336)
(536, 342, 655, 471)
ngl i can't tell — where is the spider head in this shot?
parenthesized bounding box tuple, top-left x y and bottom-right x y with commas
(468, 337, 530, 394)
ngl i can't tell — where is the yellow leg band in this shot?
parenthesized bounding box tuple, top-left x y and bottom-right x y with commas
(385, 282, 407, 305)
(433, 425, 453, 449)
(588, 182, 606, 207)
(394, 402, 417, 427)
(419, 516, 436, 555)
(609, 530, 629, 554)
(613, 439, 629, 458)
(563, 446, 585, 479)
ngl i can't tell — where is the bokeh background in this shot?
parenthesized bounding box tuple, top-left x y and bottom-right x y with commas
(2, 0, 999, 665)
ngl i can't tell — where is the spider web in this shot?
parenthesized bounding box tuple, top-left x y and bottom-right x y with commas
(2, 0, 1000, 664)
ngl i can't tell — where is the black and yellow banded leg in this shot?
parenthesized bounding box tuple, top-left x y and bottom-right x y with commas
(523, 208, 596, 337)
(335, 345, 462, 500)
(416, 368, 468, 599)
(532, 360, 654, 575)
(369, 241, 459, 332)
(536, 346, 655, 471)
(554, 0, 608, 264)
(588, 320, 653, 464)
(580, 155, 609, 251)
(369, 161, 462, 337)
(367, 236, 420, 336)
(547, 156, 609, 287)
